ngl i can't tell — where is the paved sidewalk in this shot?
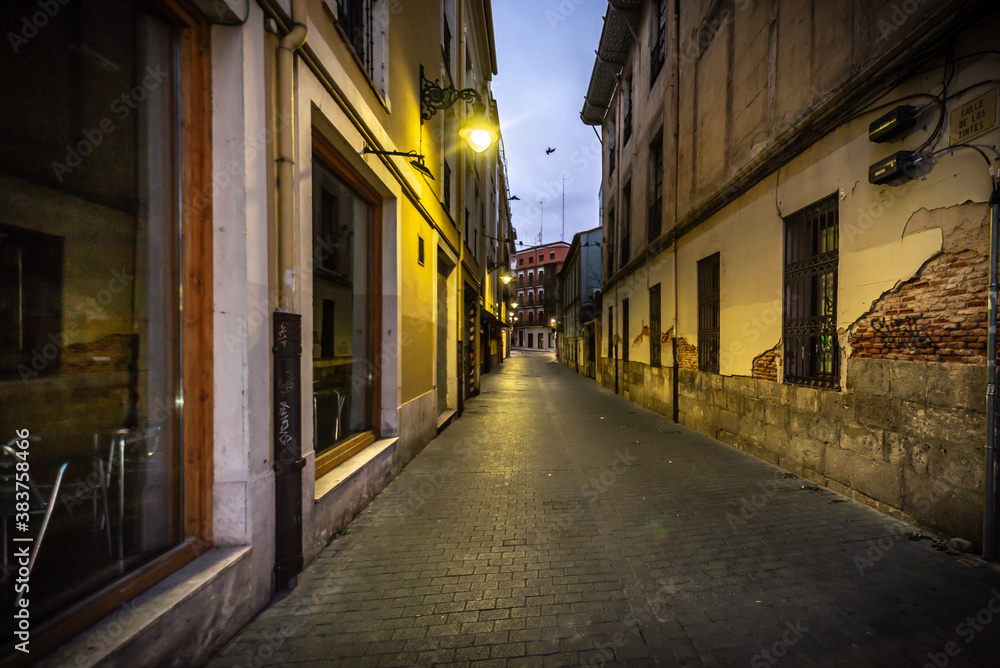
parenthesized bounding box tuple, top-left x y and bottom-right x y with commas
(208, 355, 1000, 667)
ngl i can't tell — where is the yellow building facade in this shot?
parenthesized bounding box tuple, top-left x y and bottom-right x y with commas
(0, 0, 511, 663)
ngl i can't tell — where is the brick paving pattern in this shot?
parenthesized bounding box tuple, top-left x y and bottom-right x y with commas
(208, 352, 1000, 667)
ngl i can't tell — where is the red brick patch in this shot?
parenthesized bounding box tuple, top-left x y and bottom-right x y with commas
(752, 343, 780, 381)
(663, 328, 699, 370)
(848, 250, 987, 363)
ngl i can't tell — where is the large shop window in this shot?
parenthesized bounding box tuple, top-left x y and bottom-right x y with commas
(312, 140, 381, 476)
(783, 196, 840, 389)
(0, 0, 211, 651)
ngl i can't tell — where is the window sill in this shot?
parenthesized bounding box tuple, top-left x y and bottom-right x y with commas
(36, 546, 252, 668)
(315, 431, 377, 479)
(315, 437, 398, 501)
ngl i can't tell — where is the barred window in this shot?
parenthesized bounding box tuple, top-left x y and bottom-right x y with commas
(650, 0, 667, 87)
(608, 121, 617, 176)
(698, 253, 720, 373)
(648, 135, 663, 243)
(620, 180, 631, 268)
(608, 306, 614, 357)
(443, 7, 452, 73)
(605, 206, 615, 278)
(622, 298, 630, 363)
(649, 284, 662, 368)
(338, 0, 373, 75)
(443, 160, 451, 212)
(783, 196, 839, 388)
(622, 77, 633, 145)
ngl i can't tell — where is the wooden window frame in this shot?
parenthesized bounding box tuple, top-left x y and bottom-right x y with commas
(1, 2, 214, 664)
(311, 131, 383, 480)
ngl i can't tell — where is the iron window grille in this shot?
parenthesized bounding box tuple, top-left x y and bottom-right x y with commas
(622, 78, 633, 145)
(697, 253, 720, 373)
(620, 181, 631, 268)
(443, 160, 451, 212)
(648, 136, 663, 243)
(606, 208, 615, 279)
(650, 0, 667, 88)
(782, 195, 840, 389)
(622, 298, 630, 363)
(608, 306, 614, 357)
(649, 284, 662, 368)
(337, 0, 374, 79)
(443, 11, 452, 74)
(608, 123, 617, 176)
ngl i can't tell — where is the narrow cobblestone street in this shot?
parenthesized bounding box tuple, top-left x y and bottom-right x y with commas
(209, 353, 1000, 667)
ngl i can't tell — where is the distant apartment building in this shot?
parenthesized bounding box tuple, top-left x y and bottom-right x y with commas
(582, 0, 1000, 550)
(558, 227, 603, 377)
(513, 242, 570, 351)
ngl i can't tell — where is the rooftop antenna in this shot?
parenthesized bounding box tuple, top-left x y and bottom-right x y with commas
(561, 177, 565, 242)
(537, 200, 544, 245)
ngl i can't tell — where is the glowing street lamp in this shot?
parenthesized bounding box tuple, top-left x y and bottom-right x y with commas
(460, 113, 498, 153)
(487, 260, 512, 284)
(421, 66, 498, 154)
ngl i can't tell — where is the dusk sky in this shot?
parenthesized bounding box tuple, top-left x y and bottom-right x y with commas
(491, 0, 606, 249)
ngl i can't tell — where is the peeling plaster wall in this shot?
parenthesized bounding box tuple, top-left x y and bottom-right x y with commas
(594, 1, 1000, 544)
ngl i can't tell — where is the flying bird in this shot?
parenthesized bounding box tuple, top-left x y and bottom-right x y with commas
(545, 147, 556, 155)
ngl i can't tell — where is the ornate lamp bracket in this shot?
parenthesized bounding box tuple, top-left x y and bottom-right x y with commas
(420, 65, 487, 122)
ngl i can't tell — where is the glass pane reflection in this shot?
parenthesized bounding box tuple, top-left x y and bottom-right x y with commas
(0, 1, 182, 631)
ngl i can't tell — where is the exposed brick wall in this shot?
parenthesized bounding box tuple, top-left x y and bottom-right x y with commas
(849, 250, 987, 364)
(664, 328, 698, 370)
(752, 343, 780, 381)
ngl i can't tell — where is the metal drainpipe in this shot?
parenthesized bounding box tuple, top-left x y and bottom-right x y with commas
(273, 0, 308, 591)
(670, 0, 681, 424)
(985, 185, 1000, 560)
